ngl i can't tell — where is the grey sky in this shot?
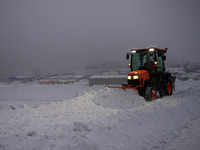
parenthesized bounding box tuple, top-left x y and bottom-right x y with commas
(0, 0, 200, 74)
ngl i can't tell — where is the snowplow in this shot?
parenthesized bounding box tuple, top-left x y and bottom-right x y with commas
(107, 47, 176, 101)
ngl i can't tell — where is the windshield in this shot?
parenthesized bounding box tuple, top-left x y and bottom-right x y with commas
(131, 51, 155, 71)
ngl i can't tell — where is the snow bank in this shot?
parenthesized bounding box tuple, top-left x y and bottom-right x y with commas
(94, 88, 145, 109)
(0, 80, 91, 107)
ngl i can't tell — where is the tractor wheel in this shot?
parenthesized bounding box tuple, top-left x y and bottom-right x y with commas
(166, 80, 172, 96)
(144, 86, 157, 101)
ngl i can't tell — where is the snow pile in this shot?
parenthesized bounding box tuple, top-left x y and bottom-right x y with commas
(0, 88, 124, 150)
(94, 88, 145, 109)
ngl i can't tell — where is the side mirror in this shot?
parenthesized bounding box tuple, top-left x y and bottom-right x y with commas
(126, 53, 130, 59)
(162, 55, 166, 60)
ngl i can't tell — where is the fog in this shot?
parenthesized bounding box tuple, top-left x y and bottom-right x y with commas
(0, 0, 200, 74)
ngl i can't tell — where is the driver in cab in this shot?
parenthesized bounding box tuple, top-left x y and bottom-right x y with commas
(144, 56, 155, 73)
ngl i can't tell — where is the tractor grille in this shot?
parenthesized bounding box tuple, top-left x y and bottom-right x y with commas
(127, 79, 140, 87)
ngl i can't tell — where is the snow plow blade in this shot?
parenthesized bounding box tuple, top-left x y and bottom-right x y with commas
(106, 84, 137, 91)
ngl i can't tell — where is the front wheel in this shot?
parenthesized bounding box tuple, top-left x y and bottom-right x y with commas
(144, 86, 157, 101)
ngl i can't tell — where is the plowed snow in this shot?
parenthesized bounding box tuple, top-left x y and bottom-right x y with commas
(94, 88, 145, 109)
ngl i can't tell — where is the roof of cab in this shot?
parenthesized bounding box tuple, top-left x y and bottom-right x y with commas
(131, 47, 168, 52)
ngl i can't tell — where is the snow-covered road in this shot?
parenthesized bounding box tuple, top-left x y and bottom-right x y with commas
(0, 78, 200, 150)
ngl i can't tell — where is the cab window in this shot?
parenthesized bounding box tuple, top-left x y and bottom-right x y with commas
(156, 53, 163, 71)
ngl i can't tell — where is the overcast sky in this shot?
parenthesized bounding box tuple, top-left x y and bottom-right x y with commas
(0, 0, 200, 74)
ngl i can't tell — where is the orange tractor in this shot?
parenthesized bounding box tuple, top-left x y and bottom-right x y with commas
(107, 47, 176, 101)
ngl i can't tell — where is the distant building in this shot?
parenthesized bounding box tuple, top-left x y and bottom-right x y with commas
(8, 76, 34, 83)
(89, 75, 127, 86)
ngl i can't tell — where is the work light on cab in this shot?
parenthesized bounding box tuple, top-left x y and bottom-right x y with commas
(149, 48, 155, 52)
(131, 50, 136, 53)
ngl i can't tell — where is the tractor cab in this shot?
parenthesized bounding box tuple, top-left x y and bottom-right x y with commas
(127, 47, 167, 73)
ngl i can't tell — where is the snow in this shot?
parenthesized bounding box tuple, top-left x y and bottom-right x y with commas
(0, 73, 200, 150)
(0, 80, 92, 107)
(164, 119, 200, 150)
(94, 88, 144, 109)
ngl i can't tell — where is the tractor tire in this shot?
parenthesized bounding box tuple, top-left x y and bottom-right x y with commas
(144, 86, 157, 101)
(166, 79, 173, 96)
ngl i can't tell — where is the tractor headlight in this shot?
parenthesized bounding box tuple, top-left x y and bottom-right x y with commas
(127, 76, 132, 80)
(133, 75, 139, 79)
(127, 75, 139, 80)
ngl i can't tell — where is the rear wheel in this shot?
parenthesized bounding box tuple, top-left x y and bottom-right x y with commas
(144, 86, 157, 101)
(166, 80, 172, 95)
